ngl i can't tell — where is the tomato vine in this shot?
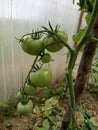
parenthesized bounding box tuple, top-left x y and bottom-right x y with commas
(17, 0, 98, 127)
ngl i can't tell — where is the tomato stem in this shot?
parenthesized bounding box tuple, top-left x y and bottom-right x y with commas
(65, 0, 98, 129)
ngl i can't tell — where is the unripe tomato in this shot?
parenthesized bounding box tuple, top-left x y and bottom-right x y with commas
(30, 68, 52, 87)
(17, 100, 33, 116)
(44, 29, 68, 52)
(40, 53, 52, 63)
(58, 29, 68, 41)
(21, 37, 43, 55)
(24, 84, 36, 95)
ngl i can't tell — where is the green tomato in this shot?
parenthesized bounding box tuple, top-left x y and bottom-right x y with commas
(40, 53, 52, 63)
(17, 84, 36, 100)
(30, 68, 52, 87)
(24, 84, 36, 95)
(17, 100, 33, 116)
(44, 29, 68, 52)
(21, 37, 43, 55)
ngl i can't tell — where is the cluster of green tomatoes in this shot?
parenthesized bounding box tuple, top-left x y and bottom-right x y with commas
(16, 25, 68, 116)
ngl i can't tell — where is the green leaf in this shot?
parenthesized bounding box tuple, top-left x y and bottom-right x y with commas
(86, 120, 98, 130)
(42, 119, 50, 129)
(95, 63, 98, 67)
(52, 126, 58, 130)
(43, 97, 58, 111)
(86, 1, 93, 13)
(33, 104, 40, 114)
(72, 28, 86, 42)
(77, 0, 94, 11)
(85, 13, 91, 24)
(48, 116, 58, 125)
(43, 110, 52, 117)
(0, 101, 9, 108)
(77, 0, 85, 10)
(90, 117, 98, 128)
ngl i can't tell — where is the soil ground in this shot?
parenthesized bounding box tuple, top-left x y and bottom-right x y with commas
(0, 90, 98, 130)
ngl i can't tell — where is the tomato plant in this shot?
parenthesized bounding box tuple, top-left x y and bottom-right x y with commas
(17, 0, 98, 129)
(44, 28, 68, 52)
(30, 68, 52, 87)
(21, 37, 43, 55)
(17, 99, 33, 115)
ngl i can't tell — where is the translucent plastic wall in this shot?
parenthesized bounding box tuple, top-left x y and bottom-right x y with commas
(0, 0, 80, 101)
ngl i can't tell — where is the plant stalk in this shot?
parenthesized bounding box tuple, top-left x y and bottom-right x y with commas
(61, 0, 98, 129)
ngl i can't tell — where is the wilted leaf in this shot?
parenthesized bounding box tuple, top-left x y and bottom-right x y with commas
(42, 97, 58, 111)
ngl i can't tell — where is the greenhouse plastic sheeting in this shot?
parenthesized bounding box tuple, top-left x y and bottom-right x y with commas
(0, 0, 80, 101)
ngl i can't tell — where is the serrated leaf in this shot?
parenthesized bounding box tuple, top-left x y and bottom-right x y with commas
(72, 28, 86, 42)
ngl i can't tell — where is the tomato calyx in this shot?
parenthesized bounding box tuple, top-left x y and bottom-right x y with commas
(17, 89, 29, 105)
(45, 24, 60, 38)
(31, 30, 42, 40)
